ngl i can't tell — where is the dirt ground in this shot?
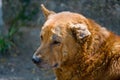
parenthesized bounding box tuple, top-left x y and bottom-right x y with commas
(0, 27, 55, 80)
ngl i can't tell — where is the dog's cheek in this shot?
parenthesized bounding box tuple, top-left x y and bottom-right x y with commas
(54, 46, 62, 59)
(50, 45, 63, 65)
(40, 47, 52, 62)
(61, 45, 69, 61)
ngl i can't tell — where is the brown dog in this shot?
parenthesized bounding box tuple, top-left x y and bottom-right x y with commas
(32, 4, 120, 80)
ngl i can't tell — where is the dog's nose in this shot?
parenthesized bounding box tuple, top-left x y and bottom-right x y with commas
(32, 55, 42, 64)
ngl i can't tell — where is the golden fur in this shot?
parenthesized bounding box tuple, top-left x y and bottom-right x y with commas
(33, 5, 120, 80)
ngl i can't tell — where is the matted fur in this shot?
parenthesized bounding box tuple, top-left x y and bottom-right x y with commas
(33, 5, 120, 80)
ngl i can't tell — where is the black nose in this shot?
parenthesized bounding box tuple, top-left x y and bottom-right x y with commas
(32, 55, 42, 64)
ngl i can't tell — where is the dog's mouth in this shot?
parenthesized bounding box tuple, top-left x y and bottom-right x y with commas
(36, 62, 51, 69)
(51, 63, 59, 68)
(33, 60, 59, 69)
(33, 60, 50, 69)
(32, 55, 59, 69)
(35, 62, 59, 69)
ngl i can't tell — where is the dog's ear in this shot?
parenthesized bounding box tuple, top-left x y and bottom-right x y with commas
(41, 4, 55, 19)
(69, 23, 91, 40)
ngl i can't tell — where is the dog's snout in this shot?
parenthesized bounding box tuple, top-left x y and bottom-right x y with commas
(32, 55, 42, 64)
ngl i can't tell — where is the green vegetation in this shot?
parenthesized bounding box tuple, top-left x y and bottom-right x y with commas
(0, 0, 38, 54)
(0, 27, 17, 54)
(0, 36, 12, 54)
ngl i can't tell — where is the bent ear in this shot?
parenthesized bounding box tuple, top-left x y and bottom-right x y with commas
(69, 23, 91, 40)
(41, 4, 55, 19)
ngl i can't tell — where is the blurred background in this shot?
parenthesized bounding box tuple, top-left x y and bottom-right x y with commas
(0, 0, 120, 80)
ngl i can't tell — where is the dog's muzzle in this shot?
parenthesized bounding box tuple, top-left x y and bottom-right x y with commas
(32, 55, 42, 64)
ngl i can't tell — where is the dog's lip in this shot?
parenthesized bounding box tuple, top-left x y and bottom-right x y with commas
(34, 61, 55, 69)
(36, 63, 51, 69)
(34, 60, 59, 69)
(51, 63, 60, 69)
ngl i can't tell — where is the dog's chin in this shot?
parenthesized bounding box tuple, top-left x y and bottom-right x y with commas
(36, 63, 51, 69)
(36, 62, 59, 69)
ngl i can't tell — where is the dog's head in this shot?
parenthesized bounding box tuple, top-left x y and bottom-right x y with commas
(32, 4, 91, 68)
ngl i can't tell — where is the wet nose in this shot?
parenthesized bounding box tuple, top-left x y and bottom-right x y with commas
(32, 55, 42, 64)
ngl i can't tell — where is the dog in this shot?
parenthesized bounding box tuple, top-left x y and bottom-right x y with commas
(32, 4, 120, 80)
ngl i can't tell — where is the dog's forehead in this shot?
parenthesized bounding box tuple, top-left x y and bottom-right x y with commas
(41, 25, 62, 37)
(42, 12, 86, 29)
(40, 27, 62, 42)
(40, 12, 86, 37)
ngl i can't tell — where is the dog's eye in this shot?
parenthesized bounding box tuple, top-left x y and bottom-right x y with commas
(41, 35, 43, 40)
(52, 40, 61, 45)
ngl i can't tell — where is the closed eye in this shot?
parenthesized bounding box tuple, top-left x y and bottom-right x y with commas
(40, 35, 43, 40)
(52, 34, 62, 45)
(52, 40, 61, 45)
